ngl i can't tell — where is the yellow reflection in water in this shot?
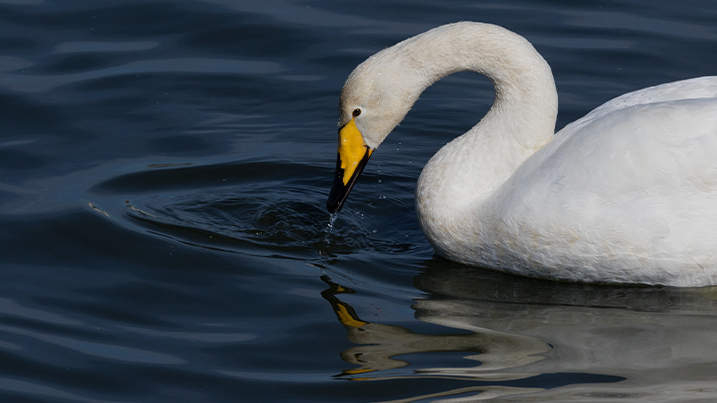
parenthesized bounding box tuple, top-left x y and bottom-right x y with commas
(320, 275, 550, 402)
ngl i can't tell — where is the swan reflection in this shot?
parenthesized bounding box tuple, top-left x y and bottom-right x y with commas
(321, 275, 551, 401)
(320, 260, 716, 401)
(412, 262, 717, 401)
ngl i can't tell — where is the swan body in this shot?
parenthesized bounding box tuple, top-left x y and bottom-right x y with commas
(327, 22, 717, 287)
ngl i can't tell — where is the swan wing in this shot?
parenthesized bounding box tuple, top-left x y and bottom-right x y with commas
(482, 89, 717, 285)
(563, 76, 717, 133)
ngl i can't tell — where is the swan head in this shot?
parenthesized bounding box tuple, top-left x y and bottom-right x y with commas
(327, 52, 418, 213)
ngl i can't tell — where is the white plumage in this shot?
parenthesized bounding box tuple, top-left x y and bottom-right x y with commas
(334, 22, 717, 286)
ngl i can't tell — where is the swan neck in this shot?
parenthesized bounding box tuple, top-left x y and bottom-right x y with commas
(404, 23, 558, 137)
(408, 23, 558, 260)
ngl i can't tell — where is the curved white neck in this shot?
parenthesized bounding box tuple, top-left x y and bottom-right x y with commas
(401, 23, 558, 255)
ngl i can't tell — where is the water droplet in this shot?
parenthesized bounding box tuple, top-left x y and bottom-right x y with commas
(372, 228, 377, 234)
(378, 179, 382, 183)
(324, 212, 339, 244)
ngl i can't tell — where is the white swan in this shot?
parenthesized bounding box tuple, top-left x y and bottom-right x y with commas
(326, 22, 717, 287)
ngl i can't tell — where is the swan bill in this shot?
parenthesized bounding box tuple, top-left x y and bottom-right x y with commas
(327, 118, 373, 213)
(327, 149, 371, 213)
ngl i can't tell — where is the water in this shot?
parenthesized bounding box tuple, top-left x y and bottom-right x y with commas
(2, 0, 717, 401)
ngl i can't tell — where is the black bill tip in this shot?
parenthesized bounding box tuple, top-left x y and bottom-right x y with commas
(327, 149, 371, 214)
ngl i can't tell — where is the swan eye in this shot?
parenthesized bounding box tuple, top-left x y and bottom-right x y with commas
(352, 108, 361, 118)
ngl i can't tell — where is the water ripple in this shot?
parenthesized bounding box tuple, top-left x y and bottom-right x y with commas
(0, 57, 286, 93)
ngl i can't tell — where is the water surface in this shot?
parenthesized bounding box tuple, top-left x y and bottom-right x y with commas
(2, 0, 717, 402)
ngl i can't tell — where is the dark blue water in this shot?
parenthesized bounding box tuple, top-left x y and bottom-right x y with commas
(2, 1, 717, 402)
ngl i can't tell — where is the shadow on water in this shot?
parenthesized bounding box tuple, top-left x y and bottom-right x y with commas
(416, 260, 717, 313)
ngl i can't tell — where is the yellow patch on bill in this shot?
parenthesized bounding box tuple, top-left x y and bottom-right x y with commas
(338, 119, 369, 185)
